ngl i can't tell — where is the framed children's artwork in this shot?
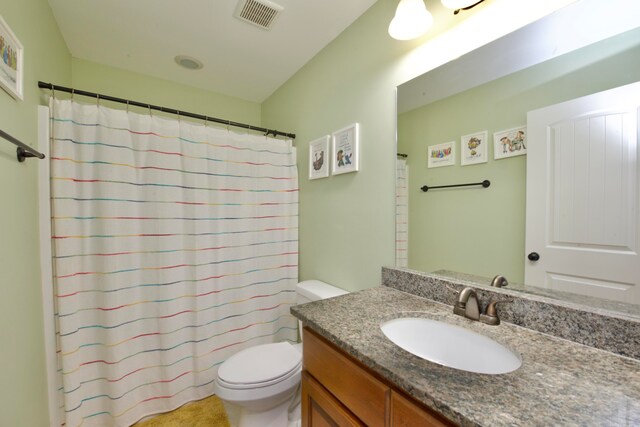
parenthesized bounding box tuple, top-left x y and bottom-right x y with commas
(308, 135, 330, 180)
(427, 141, 455, 168)
(331, 123, 359, 175)
(460, 130, 488, 166)
(0, 15, 23, 100)
(494, 126, 527, 159)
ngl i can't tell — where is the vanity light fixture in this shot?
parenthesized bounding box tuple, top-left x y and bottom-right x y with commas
(388, 0, 433, 41)
(389, 0, 485, 41)
(441, 0, 485, 15)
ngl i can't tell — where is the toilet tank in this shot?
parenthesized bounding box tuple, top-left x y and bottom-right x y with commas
(296, 280, 348, 304)
(296, 280, 348, 343)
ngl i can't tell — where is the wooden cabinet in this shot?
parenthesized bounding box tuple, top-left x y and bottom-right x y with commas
(390, 391, 451, 427)
(303, 327, 388, 426)
(302, 371, 365, 427)
(302, 327, 454, 427)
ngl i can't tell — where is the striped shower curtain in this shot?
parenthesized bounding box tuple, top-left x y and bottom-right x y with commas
(49, 99, 298, 426)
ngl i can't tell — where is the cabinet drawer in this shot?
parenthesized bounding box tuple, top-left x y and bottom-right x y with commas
(303, 328, 389, 427)
(390, 391, 453, 427)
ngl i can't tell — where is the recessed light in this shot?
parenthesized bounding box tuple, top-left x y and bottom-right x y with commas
(174, 55, 204, 70)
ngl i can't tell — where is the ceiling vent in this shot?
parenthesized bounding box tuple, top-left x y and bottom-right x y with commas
(235, 0, 283, 30)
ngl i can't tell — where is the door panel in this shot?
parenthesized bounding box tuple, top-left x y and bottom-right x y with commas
(526, 82, 640, 304)
(547, 273, 634, 301)
(550, 112, 633, 249)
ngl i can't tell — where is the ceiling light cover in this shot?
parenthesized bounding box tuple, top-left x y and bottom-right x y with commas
(441, 0, 480, 9)
(389, 0, 433, 41)
(175, 55, 204, 70)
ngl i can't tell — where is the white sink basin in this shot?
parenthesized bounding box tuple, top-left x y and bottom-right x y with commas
(380, 317, 521, 375)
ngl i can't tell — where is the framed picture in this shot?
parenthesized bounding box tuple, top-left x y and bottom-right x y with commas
(0, 15, 23, 100)
(460, 130, 488, 166)
(332, 123, 359, 175)
(494, 126, 527, 159)
(427, 141, 455, 168)
(308, 135, 330, 180)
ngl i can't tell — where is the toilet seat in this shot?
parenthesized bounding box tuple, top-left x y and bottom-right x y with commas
(217, 342, 302, 390)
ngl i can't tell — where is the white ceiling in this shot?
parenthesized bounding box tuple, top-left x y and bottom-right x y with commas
(48, 0, 378, 103)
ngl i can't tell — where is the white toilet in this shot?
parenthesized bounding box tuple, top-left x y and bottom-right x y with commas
(214, 280, 348, 427)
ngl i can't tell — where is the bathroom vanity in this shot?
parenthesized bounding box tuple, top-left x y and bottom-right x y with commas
(291, 275, 640, 426)
(302, 327, 452, 426)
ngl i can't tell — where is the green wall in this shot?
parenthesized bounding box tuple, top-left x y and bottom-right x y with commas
(0, 1, 71, 426)
(260, 1, 466, 291)
(71, 58, 261, 124)
(259, 0, 555, 291)
(398, 29, 640, 282)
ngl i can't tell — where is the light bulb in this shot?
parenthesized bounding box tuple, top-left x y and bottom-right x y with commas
(388, 0, 433, 41)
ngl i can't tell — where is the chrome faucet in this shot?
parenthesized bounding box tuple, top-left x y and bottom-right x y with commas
(491, 275, 509, 288)
(453, 287, 480, 321)
(453, 287, 512, 325)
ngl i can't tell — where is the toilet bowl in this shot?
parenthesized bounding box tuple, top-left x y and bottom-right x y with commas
(214, 280, 348, 427)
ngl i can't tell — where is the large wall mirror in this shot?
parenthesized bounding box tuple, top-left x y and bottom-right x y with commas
(395, 0, 640, 317)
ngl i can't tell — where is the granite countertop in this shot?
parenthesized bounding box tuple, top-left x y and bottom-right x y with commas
(291, 286, 640, 427)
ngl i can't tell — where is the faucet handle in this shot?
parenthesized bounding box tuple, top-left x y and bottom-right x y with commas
(485, 298, 513, 316)
(480, 298, 513, 326)
(491, 275, 509, 288)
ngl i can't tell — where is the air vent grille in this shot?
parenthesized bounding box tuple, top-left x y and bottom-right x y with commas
(235, 0, 283, 30)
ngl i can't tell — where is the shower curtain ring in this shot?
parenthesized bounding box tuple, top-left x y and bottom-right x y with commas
(71, 88, 74, 101)
(126, 99, 130, 113)
(96, 94, 100, 108)
(227, 120, 231, 132)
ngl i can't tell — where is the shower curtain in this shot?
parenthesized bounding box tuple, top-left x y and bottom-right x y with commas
(49, 99, 298, 426)
(396, 157, 408, 268)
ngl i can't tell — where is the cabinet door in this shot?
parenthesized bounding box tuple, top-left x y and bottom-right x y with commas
(302, 371, 365, 427)
(390, 391, 453, 427)
(303, 328, 389, 426)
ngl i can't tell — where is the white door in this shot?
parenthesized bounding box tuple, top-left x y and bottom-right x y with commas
(525, 81, 640, 304)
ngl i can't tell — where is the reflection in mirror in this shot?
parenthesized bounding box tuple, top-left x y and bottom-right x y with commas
(395, 0, 640, 317)
(431, 270, 640, 318)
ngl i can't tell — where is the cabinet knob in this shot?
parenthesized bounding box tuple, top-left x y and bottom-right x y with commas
(528, 252, 540, 261)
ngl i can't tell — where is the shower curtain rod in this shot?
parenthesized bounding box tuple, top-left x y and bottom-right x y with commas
(38, 81, 296, 140)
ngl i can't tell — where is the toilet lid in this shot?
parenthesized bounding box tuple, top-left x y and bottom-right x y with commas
(217, 342, 302, 388)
